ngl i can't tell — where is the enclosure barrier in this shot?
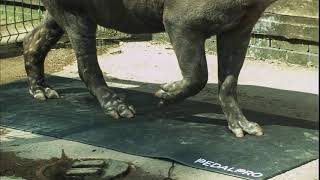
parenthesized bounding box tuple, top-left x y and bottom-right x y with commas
(0, 0, 44, 44)
(0, 0, 142, 57)
(0, 0, 134, 45)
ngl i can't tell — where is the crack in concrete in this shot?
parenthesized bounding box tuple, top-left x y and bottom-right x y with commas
(164, 162, 175, 180)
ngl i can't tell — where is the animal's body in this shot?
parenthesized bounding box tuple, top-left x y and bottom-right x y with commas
(23, 0, 277, 137)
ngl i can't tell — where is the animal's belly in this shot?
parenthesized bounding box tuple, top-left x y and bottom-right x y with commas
(97, 16, 165, 34)
(93, 0, 165, 34)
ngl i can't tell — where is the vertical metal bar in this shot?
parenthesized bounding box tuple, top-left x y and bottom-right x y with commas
(13, 0, 20, 43)
(38, 0, 42, 21)
(30, 0, 34, 28)
(3, 2, 12, 44)
(21, 0, 28, 36)
(4, 1, 11, 44)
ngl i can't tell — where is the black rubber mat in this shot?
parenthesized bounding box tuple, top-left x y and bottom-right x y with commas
(0, 76, 318, 180)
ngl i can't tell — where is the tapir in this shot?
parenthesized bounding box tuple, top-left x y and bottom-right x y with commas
(23, 0, 277, 137)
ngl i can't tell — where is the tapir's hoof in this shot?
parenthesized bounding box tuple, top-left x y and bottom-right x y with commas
(229, 121, 264, 138)
(101, 96, 136, 119)
(29, 87, 60, 100)
(155, 80, 204, 106)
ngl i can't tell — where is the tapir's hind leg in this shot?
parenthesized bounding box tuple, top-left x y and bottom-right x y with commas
(217, 9, 265, 137)
(23, 12, 64, 100)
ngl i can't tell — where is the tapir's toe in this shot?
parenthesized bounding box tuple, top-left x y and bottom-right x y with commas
(228, 126, 245, 138)
(155, 80, 206, 106)
(155, 88, 182, 106)
(44, 87, 60, 99)
(239, 121, 264, 136)
(31, 89, 47, 101)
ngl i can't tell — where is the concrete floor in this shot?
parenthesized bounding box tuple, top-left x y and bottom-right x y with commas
(1, 41, 318, 180)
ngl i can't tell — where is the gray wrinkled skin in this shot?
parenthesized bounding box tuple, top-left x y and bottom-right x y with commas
(23, 0, 277, 137)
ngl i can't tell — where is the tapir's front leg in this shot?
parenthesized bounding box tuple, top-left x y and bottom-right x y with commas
(155, 22, 208, 105)
(63, 14, 135, 119)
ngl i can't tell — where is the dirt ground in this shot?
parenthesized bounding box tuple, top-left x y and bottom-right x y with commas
(0, 151, 66, 180)
(1, 40, 316, 85)
(0, 48, 75, 84)
(0, 43, 114, 85)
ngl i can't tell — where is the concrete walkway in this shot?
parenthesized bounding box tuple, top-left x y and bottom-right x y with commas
(1, 127, 318, 180)
(1, 41, 318, 180)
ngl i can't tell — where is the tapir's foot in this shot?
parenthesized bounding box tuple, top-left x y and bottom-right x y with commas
(97, 89, 136, 119)
(155, 79, 205, 106)
(228, 119, 263, 138)
(29, 85, 60, 100)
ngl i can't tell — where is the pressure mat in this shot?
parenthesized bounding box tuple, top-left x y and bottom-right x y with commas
(0, 76, 318, 180)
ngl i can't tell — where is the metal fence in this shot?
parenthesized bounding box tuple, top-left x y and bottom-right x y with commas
(0, 0, 152, 58)
(0, 0, 143, 46)
(0, 0, 45, 44)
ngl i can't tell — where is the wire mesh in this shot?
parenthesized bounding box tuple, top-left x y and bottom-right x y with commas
(0, 0, 44, 45)
(0, 0, 135, 46)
